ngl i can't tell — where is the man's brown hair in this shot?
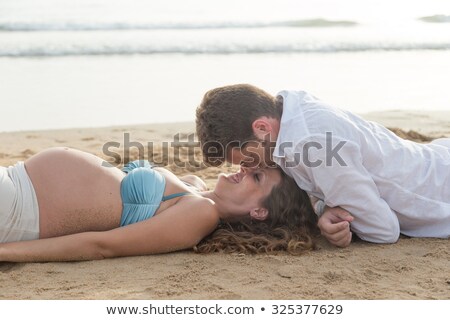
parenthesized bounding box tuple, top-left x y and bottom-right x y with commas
(196, 84, 281, 166)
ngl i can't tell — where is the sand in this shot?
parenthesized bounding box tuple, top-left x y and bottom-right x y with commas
(0, 111, 449, 300)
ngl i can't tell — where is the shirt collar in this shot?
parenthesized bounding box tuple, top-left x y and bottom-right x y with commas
(273, 90, 294, 159)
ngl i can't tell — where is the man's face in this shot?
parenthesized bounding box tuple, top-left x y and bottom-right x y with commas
(227, 141, 277, 168)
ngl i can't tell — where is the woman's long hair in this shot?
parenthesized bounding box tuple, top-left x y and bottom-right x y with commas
(194, 169, 319, 255)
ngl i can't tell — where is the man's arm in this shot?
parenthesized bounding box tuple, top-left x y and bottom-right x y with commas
(292, 137, 400, 245)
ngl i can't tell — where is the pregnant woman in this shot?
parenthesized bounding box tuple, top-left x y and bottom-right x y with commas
(0, 147, 317, 262)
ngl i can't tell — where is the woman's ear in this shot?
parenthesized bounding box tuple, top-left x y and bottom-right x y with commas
(249, 207, 269, 221)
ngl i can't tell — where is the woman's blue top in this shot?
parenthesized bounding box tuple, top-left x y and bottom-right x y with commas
(120, 160, 189, 227)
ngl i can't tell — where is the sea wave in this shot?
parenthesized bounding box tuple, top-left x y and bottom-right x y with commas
(0, 18, 357, 32)
(1, 42, 449, 57)
(419, 15, 450, 23)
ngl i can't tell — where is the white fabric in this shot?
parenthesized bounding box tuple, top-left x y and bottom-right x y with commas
(0, 161, 39, 243)
(274, 90, 450, 243)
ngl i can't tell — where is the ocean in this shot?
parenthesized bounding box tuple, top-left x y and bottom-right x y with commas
(0, 0, 449, 132)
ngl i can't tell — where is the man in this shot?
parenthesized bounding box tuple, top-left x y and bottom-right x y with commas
(196, 84, 354, 247)
(196, 84, 450, 246)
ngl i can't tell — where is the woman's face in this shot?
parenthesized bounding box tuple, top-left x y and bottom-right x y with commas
(213, 167, 282, 220)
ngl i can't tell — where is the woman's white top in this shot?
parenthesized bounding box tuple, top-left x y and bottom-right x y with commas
(274, 90, 450, 243)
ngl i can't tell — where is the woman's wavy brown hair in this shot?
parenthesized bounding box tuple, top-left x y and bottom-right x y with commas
(194, 169, 319, 255)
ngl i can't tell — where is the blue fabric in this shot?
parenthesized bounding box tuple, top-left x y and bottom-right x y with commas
(119, 160, 190, 227)
(120, 160, 165, 226)
(162, 192, 191, 202)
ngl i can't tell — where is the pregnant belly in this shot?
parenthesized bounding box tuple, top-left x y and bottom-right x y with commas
(24, 147, 125, 238)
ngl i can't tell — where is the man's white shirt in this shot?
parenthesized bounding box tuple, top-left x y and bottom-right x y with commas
(273, 90, 450, 243)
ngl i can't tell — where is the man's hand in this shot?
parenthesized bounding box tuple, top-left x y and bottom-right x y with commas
(318, 206, 354, 247)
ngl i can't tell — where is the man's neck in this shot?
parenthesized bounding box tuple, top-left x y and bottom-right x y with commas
(266, 117, 280, 143)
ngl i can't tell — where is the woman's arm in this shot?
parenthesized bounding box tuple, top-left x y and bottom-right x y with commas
(0, 231, 107, 262)
(0, 198, 219, 262)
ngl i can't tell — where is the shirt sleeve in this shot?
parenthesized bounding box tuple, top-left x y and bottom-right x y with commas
(290, 135, 400, 243)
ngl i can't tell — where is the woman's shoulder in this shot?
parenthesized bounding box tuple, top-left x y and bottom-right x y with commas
(179, 174, 208, 192)
(177, 195, 220, 229)
(185, 194, 218, 214)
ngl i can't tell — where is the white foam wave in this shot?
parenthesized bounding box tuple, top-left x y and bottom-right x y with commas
(0, 19, 358, 32)
(1, 42, 449, 57)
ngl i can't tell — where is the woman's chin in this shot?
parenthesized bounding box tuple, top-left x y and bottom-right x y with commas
(213, 174, 227, 193)
(216, 173, 230, 185)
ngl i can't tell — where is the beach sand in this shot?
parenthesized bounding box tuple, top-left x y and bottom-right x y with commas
(0, 110, 449, 299)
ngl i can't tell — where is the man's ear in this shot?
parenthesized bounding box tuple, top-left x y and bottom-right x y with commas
(249, 207, 269, 221)
(252, 117, 273, 140)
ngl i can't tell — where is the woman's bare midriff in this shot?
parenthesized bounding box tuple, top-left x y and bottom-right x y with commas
(24, 147, 125, 238)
